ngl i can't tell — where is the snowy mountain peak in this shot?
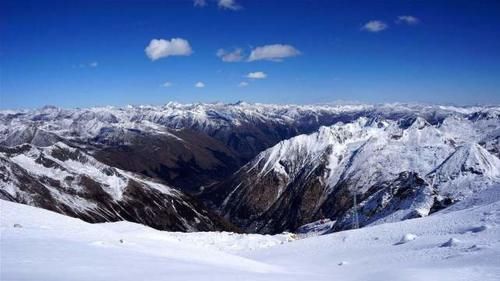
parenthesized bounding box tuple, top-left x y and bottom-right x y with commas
(410, 116, 431, 130)
(434, 143, 500, 178)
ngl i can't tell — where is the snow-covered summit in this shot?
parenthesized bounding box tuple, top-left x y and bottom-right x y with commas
(429, 143, 500, 199)
(433, 143, 500, 179)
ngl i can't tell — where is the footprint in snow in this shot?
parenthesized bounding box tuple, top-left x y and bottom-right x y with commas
(440, 238, 461, 248)
(462, 225, 490, 234)
(464, 244, 487, 252)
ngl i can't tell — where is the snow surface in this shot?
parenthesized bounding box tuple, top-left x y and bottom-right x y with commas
(2, 184, 500, 281)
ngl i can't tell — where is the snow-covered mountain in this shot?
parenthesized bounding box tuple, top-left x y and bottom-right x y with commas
(1, 102, 497, 134)
(205, 114, 500, 234)
(2, 103, 498, 156)
(429, 143, 500, 198)
(1, 102, 499, 233)
(0, 142, 234, 232)
(2, 103, 498, 192)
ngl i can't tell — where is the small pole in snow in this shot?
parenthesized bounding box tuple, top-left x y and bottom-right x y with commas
(352, 191, 359, 229)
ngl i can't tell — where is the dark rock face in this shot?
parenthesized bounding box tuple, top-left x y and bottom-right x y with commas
(208, 154, 331, 234)
(89, 129, 242, 194)
(209, 158, 435, 235)
(0, 144, 238, 232)
(328, 172, 431, 232)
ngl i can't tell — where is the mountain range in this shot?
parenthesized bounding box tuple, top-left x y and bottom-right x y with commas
(1, 102, 499, 233)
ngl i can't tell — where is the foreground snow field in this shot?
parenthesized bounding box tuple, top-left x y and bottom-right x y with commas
(1, 186, 500, 281)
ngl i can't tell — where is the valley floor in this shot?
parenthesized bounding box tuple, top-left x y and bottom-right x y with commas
(1, 187, 500, 281)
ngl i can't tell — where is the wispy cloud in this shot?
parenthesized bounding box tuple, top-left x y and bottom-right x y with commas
(218, 0, 241, 10)
(193, 0, 207, 8)
(361, 20, 388, 32)
(195, 81, 205, 88)
(216, 48, 244, 62)
(248, 44, 300, 62)
(397, 15, 420, 25)
(145, 38, 193, 61)
(238, 81, 249, 87)
(246, 71, 267, 79)
(162, 81, 172, 88)
(74, 61, 98, 68)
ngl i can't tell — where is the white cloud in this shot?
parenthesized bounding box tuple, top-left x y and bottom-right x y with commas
(162, 82, 172, 88)
(397, 15, 420, 25)
(216, 48, 244, 62)
(361, 20, 388, 32)
(193, 0, 207, 7)
(195, 81, 205, 88)
(74, 61, 98, 68)
(246, 71, 267, 79)
(145, 38, 193, 61)
(248, 44, 300, 62)
(238, 81, 249, 87)
(218, 0, 241, 10)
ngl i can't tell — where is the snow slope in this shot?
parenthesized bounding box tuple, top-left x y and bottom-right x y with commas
(2, 184, 499, 281)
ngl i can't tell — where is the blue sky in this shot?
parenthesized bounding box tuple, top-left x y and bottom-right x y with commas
(1, 0, 500, 109)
